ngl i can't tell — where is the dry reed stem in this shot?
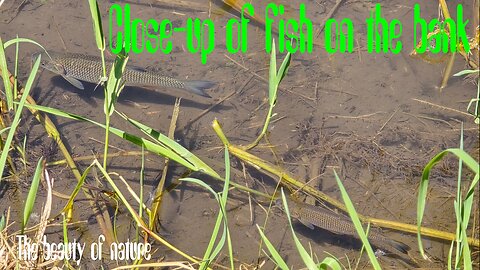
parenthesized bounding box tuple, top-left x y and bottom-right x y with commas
(0, 67, 115, 245)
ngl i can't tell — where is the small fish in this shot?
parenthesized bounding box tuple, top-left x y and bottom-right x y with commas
(32, 51, 215, 97)
(277, 198, 412, 259)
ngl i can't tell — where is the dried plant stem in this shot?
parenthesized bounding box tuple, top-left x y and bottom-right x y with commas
(0, 67, 115, 245)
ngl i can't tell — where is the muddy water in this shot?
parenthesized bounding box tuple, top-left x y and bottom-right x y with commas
(1, 0, 478, 268)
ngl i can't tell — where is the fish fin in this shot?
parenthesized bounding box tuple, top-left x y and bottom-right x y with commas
(298, 218, 315, 230)
(62, 75, 84, 90)
(184, 80, 216, 98)
(387, 239, 410, 254)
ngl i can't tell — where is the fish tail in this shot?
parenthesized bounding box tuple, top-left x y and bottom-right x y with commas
(184, 80, 215, 98)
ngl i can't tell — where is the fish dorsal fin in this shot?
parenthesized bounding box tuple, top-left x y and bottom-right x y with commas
(62, 75, 85, 90)
(298, 218, 315, 230)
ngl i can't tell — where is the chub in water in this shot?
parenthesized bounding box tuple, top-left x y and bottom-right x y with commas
(277, 197, 416, 265)
(32, 51, 215, 97)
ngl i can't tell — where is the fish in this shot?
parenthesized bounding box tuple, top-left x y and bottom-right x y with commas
(277, 197, 413, 259)
(32, 51, 215, 97)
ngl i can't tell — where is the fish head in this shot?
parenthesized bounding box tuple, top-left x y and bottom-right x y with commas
(31, 51, 66, 75)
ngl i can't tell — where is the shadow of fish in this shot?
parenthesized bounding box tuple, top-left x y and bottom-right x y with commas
(277, 198, 414, 262)
(32, 51, 215, 97)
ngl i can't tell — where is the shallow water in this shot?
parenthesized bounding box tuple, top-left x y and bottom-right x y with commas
(1, 0, 478, 268)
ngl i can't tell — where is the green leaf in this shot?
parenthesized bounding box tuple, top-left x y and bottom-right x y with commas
(0, 37, 13, 110)
(453, 69, 479, 77)
(105, 49, 128, 116)
(417, 148, 479, 257)
(21, 103, 218, 178)
(276, 51, 291, 86)
(318, 257, 342, 270)
(256, 224, 289, 270)
(332, 170, 381, 270)
(22, 157, 44, 233)
(0, 53, 41, 182)
(268, 39, 277, 106)
(280, 189, 317, 270)
(88, 0, 105, 51)
(117, 112, 220, 178)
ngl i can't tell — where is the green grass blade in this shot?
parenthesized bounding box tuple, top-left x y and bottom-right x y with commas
(181, 177, 225, 269)
(21, 103, 216, 174)
(87, 0, 105, 51)
(220, 147, 233, 270)
(0, 36, 13, 110)
(276, 51, 291, 86)
(22, 157, 43, 233)
(0, 215, 5, 230)
(256, 224, 289, 270)
(417, 148, 479, 257)
(0, 127, 11, 135)
(13, 35, 19, 110)
(62, 213, 74, 270)
(181, 148, 232, 270)
(117, 111, 219, 178)
(268, 39, 277, 106)
(105, 49, 128, 116)
(61, 163, 92, 214)
(332, 170, 381, 270)
(447, 240, 454, 270)
(3, 37, 46, 49)
(0, 53, 41, 181)
(318, 257, 342, 270)
(453, 69, 479, 76)
(92, 160, 144, 225)
(280, 189, 317, 270)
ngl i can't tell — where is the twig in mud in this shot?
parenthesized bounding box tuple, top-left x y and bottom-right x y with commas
(89, 137, 126, 152)
(414, 114, 455, 128)
(181, 74, 255, 132)
(356, 38, 363, 62)
(412, 98, 472, 117)
(315, 0, 345, 37)
(248, 115, 286, 129)
(287, 86, 317, 102)
(327, 111, 385, 120)
(53, 16, 67, 50)
(149, 0, 206, 11)
(351, 177, 401, 220)
(224, 54, 290, 93)
(319, 87, 358, 97)
(149, 98, 181, 230)
(1, 0, 28, 24)
(376, 107, 400, 135)
(402, 111, 429, 128)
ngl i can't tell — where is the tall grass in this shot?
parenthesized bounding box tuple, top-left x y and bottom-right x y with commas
(245, 39, 291, 150)
(0, 43, 42, 180)
(416, 68, 479, 269)
(417, 127, 479, 269)
(181, 145, 233, 270)
(87, 0, 128, 169)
